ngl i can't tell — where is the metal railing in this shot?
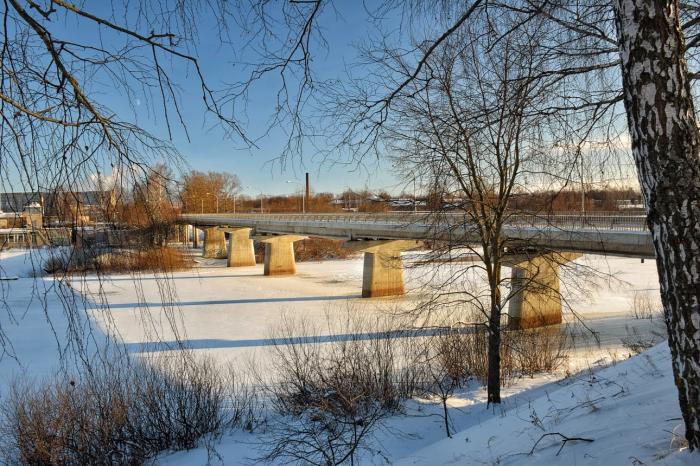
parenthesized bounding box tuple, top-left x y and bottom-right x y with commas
(183, 211, 648, 232)
(506, 212, 647, 231)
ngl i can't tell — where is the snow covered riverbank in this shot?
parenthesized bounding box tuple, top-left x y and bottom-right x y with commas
(0, 248, 693, 464)
(158, 342, 696, 465)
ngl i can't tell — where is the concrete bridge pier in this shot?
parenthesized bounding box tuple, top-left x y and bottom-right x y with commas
(221, 228, 256, 267)
(202, 227, 227, 258)
(260, 235, 307, 275)
(192, 226, 199, 248)
(345, 240, 422, 298)
(507, 252, 581, 330)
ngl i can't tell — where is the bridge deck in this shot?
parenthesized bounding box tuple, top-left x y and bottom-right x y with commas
(181, 212, 654, 258)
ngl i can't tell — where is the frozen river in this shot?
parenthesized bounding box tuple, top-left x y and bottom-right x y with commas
(86, 249, 664, 372)
(0, 248, 665, 388)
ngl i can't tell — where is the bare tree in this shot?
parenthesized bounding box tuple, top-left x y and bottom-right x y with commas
(461, 0, 700, 448)
(179, 171, 241, 214)
(0, 1, 248, 194)
(131, 163, 178, 245)
(5, 0, 700, 449)
(265, 0, 700, 446)
(0, 0, 243, 360)
(378, 11, 594, 403)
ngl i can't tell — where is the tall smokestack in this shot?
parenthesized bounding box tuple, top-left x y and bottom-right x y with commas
(305, 172, 310, 206)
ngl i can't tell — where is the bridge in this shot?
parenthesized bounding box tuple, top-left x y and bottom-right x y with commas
(180, 212, 654, 329)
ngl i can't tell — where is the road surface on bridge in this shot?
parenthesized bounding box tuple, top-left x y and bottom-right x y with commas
(181, 212, 655, 258)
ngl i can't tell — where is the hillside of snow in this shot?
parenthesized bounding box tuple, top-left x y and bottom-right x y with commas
(398, 343, 695, 466)
(158, 343, 696, 465)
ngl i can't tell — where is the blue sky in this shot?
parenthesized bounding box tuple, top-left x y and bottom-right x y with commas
(7, 2, 640, 197)
(57, 2, 405, 196)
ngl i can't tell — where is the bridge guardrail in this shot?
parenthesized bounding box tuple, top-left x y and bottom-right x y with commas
(182, 211, 648, 232)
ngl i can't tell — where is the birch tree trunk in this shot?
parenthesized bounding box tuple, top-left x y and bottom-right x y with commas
(615, 0, 700, 449)
(487, 259, 502, 404)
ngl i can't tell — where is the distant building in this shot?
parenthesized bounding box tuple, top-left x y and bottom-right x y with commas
(0, 192, 45, 213)
(22, 202, 43, 229)
(0, 211, 19, 229)
(616, 199, 645, 210)
(0, 190, 111, 227)
(0, 204, 41, 230)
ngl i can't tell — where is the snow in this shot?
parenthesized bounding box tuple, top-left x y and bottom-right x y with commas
(396, 343, 696, 466)
(0, 247, 696, 464)
(160, 343, 697, 466)
(0, 249, 105, 396)
(77, 251, 667, 374)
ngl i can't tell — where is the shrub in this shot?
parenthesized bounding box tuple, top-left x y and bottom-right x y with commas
(259, 312, 424, 465)
(629, 290, 661, 320)
(431, 324, 570, 385)
(294, 238, 353, 261)
(267, 316, 415, 418)
(258, 311, 572, 464)
(42, 255, 66, 274)
(44, 246, 192, 275)
(508, 326, 570, 375)
(253, 238, 354, 263)
(96, 246, 193, 273)
(0, 354, 240, 466)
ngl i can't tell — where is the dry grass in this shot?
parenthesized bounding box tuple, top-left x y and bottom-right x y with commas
(94, 246, 193, 273)
(0, 354, 248, 466)
(433, 325, 570, 384)
(629, 290, 662, 320)
(253, 238, 354, 263)
(44, 246, 193, 275)
(294, 238, 353, 262)
(257, 310, 571, 463)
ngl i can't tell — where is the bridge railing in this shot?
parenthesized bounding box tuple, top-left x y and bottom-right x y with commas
(506, 212, 647, 231)
(184, 212, 412, 224)
(183, 211, 648, 232)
